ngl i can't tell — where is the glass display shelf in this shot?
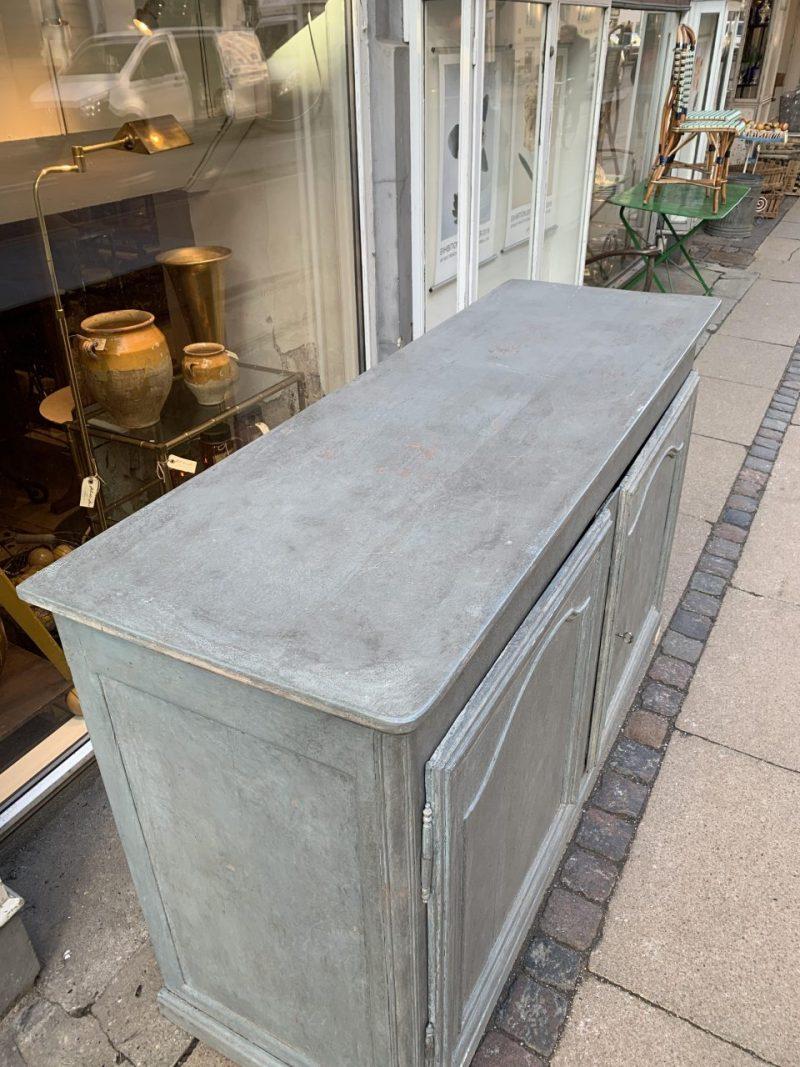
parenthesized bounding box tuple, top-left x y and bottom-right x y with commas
(84, 362, 304, 449)
(68, 362, 305, 525)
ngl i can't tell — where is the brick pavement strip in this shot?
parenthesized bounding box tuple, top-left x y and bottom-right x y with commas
(474, 331, 800, 1064)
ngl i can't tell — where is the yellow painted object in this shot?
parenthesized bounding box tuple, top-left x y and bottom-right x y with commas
(0, 568, 70, 682)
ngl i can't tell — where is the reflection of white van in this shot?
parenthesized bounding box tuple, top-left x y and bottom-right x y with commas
(32, 29, 270, 133)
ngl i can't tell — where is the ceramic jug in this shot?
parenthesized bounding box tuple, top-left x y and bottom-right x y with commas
(77, 310, 173, 429)
(182, 343, 239, 406)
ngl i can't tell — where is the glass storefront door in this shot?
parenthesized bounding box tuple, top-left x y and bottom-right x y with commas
(585, 8, 676, 286)
(424, 0, 549, 329)
(475, 2, 548, 299)
(539, 4, 607, 284)
(418, 0, 609, 329)
(0, 0, 362, 829)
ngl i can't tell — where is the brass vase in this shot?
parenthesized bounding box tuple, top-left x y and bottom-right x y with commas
(156, 246, 232, 346)
(77, 310, 173, 429)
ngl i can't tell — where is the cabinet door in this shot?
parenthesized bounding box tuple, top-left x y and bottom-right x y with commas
(424, 509, 613, 1067)
(591, 372, 698, 762)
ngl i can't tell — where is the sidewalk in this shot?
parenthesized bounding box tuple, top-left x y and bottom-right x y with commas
(479, 202, 800, 1066)
(1, 205, 799, 1067)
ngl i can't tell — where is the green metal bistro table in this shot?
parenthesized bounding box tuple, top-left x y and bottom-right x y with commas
(609, 180, 749, 295)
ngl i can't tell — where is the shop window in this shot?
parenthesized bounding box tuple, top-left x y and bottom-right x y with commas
(424, 0, 463, 329)
(736, 0, 771, 99)
(423, 0, 550, 331)
(476, 1, 548, 301)
(0, 1, 361, 823)
(540, 4, 606, 284)
(585, 9, 675, 287)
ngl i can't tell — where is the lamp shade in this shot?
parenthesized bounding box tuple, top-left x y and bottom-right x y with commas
(111, 115, 192, 155)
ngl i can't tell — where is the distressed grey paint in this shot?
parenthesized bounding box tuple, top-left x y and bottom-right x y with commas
(591, 373, 698, 762)
(20, 282, 712, 1067)
(20, 282, 713, 735)
(426, 509, 614, 1065)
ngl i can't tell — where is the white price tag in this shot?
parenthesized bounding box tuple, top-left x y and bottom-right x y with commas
(255, 421, 270, 436)
(80, 475, 100, 508)
(166, 454, 198, 474)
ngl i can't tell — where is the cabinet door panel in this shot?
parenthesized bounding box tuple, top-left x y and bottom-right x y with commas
(424, 509, 613, 1066)
(591, 372, 698, 761)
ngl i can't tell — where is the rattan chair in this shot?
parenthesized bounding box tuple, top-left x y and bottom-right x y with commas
(645, 24, 745, 213)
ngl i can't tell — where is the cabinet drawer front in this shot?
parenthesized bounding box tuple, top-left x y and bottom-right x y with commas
(424, 509, 613, 1066)
(592, 371, 698, 760)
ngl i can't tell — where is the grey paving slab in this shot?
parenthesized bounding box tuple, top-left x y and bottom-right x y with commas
(185, 1043, 237, 1065)
(735, 490, 800, 603)
(736, 426, 800, 603)
(694, 333, 792, 389)
(679, 587, 800, 769)
(0, 774, 147, 1014)
(6, 995, 120, 1067)
(662, 513, 711, 621)
(692, 375, 773, 446)
(707, 271, 757, 302)
(552, 977, 758, 1066)
(591, 733, 800, 1066)
(719, 278, 800, 346)
(786, 198, 800, 224)
(92, 943, 193, 1067)
(752, 233, 800, 263)
(680, 434, 746, 522)
(752, 258, 800, 283)
(773, 221, 800, 242)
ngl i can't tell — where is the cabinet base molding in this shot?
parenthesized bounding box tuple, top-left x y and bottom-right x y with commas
(158, 988, 299, 1067)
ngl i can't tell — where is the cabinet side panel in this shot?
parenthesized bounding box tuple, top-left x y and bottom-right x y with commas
(55, 619, 394, 1067)
(103, 678, 373, 1066)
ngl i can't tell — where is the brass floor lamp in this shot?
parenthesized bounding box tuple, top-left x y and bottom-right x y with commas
(32, 115, 192, 531)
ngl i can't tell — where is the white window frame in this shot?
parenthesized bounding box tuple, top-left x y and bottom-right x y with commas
(409, 0, 611, 335)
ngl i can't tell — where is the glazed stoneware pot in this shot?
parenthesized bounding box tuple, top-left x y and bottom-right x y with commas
(182, 343, 239, 406)
(78, 310, 173, 429)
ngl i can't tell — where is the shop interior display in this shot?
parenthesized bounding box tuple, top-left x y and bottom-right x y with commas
(645, 24, 745, 213)
(0, 1, 361, 825)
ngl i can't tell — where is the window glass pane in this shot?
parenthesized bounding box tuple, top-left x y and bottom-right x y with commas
(690, 12, 719, 111)
(716, 6, 741, 109)
(424, 0, 463, 330)
(0, 3, 360, 796)
(540, 4, 605, 284)
(585, 10, 674, 287)
(476, 0, 547, 300)
(133, 41, 176, 80)
(736, 0, 769, 100)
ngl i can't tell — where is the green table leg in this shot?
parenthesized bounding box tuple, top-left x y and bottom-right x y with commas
(618, 207, 667, 293)
(660, 213, 712, 295)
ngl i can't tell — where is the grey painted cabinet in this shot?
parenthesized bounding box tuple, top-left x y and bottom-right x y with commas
(425, 508, 613, 1065)
(20, 283, 714, 1067)
(592, 372, 699, 760)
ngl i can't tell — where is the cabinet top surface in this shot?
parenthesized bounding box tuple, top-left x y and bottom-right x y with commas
(22, 282, 713, 731)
